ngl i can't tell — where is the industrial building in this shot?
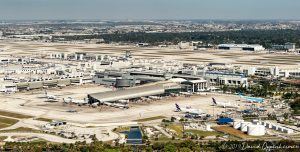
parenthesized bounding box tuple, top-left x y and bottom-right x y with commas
(271, 43, 296, 52)
(178, 41, 204, 50)
(137, 43, 150, 47)
(178, 41, 191, 49)
(218, 44, 265, 51)
(253, 120, 294, 134)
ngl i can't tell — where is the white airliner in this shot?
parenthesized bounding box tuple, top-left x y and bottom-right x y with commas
(101, 101, 129, 109)
(169, 93, 179, 97)
(90, 102, 99, 108)
(66, 109, 78, 113)
(175, 103, 205, 115)
(179, 92, 193, 95)
(63, 97, 88, 105)
(141, 97, 151, 101)
(117, 99, 129, 104)
(239, 94, 264, 103)
(112, 103, 129, 109)
(212, 97, 239, 108)
(148, 96, 162, 100)
(44, 90, 58, 101)
(101, 101, 113, 106)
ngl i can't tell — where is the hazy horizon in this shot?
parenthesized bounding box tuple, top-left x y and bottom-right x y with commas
(0, 0, 300, 20)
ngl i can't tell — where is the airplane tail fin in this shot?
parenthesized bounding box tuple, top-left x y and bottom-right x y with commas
(212, 97, 217, 105)
(175, 103, 181, 111)
(84, 98, 88, 103)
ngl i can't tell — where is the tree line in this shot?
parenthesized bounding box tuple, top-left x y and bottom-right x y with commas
(53, 30, 300, 48)
(2, 139, 300, 152)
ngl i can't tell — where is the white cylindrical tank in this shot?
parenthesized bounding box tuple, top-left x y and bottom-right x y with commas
(277, 127, 283, 132)
(283, 128, 294, 134)
(79, 54, 84, 60)
(206, 124, 213, 131)
(233, 120, 244, 129)
(241, 122, 251, 132)
(252, 119, 259, 125)
(266, 122, 273, 128)
(247, 125, 265, 136)
(75, 54, 78, 60)
(272, 124, 278, 130)
(64, 53, 68, 60)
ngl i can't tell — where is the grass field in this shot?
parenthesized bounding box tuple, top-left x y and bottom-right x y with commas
(212, 126, 251, 139)
(167, 123, 183, 137)
(0, 127, 40, 133)
(0, 136, 7, 142)
(113, 126, 130, 133)
(134, 116, 166, 122)
(184, 130, 222, 137)
(0, 111, 32, 119)
(0, 116, 19, 129)
(0, 123, 11, 129)
(35, 117, 53, 122)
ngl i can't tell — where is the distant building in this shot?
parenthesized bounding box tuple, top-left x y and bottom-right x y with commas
(218, 44, 265, 51)
(84, 39, 105, 44)
(136, 43, 149, 47)
(245, 66, 300, 78)
(178, 41, 191, 49)
(178, 41, 205, 50)
(272, 43, 296, 52)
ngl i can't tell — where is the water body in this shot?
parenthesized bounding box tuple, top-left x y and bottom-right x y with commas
(122, 126, 143, 145)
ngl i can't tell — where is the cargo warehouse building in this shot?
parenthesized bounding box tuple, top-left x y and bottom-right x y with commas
(218, 44, 265, 51)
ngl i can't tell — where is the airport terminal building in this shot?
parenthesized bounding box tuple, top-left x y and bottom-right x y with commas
(88, 78, 209, 104)
(88, 82, 182, 104)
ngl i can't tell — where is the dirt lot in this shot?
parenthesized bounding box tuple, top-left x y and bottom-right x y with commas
(212, 125, 251, 139)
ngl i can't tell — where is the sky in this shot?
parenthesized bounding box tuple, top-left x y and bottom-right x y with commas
(0, 0, 299, 20)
